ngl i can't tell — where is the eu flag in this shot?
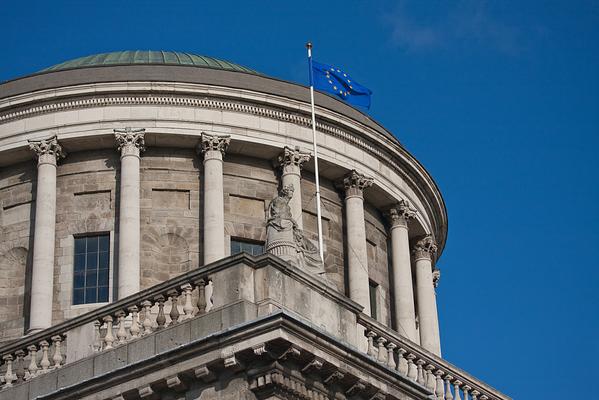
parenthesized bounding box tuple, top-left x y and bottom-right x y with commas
(311, 60, 372, 109)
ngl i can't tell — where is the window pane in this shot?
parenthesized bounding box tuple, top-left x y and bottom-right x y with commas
(73, 289, 84, 305)
(72, 233, 111, 305)
(85, 287, 97, 303)
(86, 236, 98, 253)
(369, 282, 378, 320)
(231, 240, 241, 254)
(98, 251, 109, 269)
(86, 252, 98, 269)
(74, 238, 86, 254)
(74, 254, 86, 272)
(74, 272, 85, 288)
(98, 269, 109, 287)
(98, 235, 109, 252)
(98, 286, 109, 302)
(86, 270, 97, 286)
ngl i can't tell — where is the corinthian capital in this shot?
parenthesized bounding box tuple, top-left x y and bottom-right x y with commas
(386, 199, 417, 228)
(342, 170, 373, 198)
(278, 146, 311, 175)
(199, 133, 230, 160)
(114, 127, 146, 157)
(28, 136, 66, 166)
(412, 235, 437, 261)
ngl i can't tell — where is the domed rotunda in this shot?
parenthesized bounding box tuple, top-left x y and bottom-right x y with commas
(0, 51, 507, 400)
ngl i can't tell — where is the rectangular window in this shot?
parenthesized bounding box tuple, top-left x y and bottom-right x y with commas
(73, 234, 110, 305)
(230, 238, 264, 256)
(369, 280, 379, 320)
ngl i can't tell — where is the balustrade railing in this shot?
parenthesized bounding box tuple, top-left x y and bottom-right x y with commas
(357, 313, 508, 400)
(0, 272, 214, 390)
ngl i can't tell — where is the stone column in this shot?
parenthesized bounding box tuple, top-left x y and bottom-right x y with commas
(277, 146, 311, 229)
(386, 200, 419, 343)
(413, 235, 441, 355)
(114, 128, 145, 299)
(342, 170, 373, 314)
(28, 136, 65, 332)
(199, 133, 230, 264)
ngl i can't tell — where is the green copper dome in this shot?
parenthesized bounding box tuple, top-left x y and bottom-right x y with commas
(40, 50, 259, 74)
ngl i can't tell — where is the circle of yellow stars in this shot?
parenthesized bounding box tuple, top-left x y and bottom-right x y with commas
(325, 67, 354, 98)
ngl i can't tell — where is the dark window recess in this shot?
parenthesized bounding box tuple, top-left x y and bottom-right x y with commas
(230, 239, 264, 256)
(73, 234, 110, 305)
(369, 280, 379, 320)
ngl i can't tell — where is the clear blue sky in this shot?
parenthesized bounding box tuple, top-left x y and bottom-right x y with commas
(2, 1, 597, 398)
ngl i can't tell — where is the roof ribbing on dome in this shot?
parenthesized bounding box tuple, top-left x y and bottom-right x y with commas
(40, 50, 260, 75)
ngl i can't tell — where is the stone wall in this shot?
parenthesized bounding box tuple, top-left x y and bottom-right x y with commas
(140, 148, 200, 289)
(54, 150, 117, 322)
(0, 148, 394, 335)
(223, 154, 278, 250)
(0, 161, 34, 342)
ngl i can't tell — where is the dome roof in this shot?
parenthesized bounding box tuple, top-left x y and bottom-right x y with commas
(40, 50, 260, 75)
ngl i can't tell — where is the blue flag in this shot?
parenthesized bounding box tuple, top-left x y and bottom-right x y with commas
(311, 60, 372, 109)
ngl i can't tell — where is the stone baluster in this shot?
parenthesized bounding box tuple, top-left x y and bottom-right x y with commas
(416, 359, 426, 385)
(2, 355, 15, 387)
(103, 316, 115, 350)
(155, 295, 167, 329)
(463, 385, 471, 400)
(480, 395, 489, 400)
(168, 289, 181, 325)
(341, 170, 374, 314)
(141, 300, 153, 335)
(205, 280, 214, 312)
(471, 390, 480, 400)
(366, 331, 377, 357)
(199, 133, 230, 264)
(444, 375, 454, 400)
(129, 306, 141, 339)
(39, 341, 50, 373)
(196, 279, 207, 315)
(407, 354, 418, 381)
(51, 335, 63, 368)
(386, 342, 397, 369)
(181, 283, 194, 319)
(115, 311, 128, 345)
(28, 136, 65, 332)
(92, 321, 102, 351)
(453, 380, 463, 400)
(376, 337, 387, 363)
(277, 146, 311, 229)
(435, 370, 445, 399)
(425, 365, 436, 391)
(14, 350, 25, 383)
(114, 128, 145, 298)
(397, 348, 409, 376)
(27, 345, 39, 378)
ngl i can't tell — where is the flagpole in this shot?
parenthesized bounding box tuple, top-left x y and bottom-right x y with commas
(306, 42, 325, 264)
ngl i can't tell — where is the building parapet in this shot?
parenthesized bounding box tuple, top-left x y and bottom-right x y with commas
(0, 253, 509, 400)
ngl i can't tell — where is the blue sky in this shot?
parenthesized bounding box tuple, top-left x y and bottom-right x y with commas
(2, 1, 598, 398)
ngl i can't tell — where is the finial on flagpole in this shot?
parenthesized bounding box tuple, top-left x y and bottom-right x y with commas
(306, 42, 313, 50)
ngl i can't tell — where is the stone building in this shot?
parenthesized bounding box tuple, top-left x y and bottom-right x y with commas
(0, 51, 509, 400)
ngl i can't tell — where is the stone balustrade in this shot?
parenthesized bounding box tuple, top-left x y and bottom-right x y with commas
(357, 313, 508, 400)
(0, 264, 215, 390)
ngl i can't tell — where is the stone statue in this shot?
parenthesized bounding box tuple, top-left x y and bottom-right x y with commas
(266, 185, 327, 278)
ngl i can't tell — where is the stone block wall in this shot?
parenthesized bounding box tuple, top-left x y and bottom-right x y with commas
(0, 161, 34, 342)
(140, 148, 200, 289)
(365, 203, 391, 326)
(54, 150, 118, 322)
(223, 154, 278, 250)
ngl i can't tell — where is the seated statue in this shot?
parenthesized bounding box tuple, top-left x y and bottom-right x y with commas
(266, 185, 327, 278)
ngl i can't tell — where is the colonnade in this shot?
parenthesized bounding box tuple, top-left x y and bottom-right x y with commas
(25, 133, 441, 356)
